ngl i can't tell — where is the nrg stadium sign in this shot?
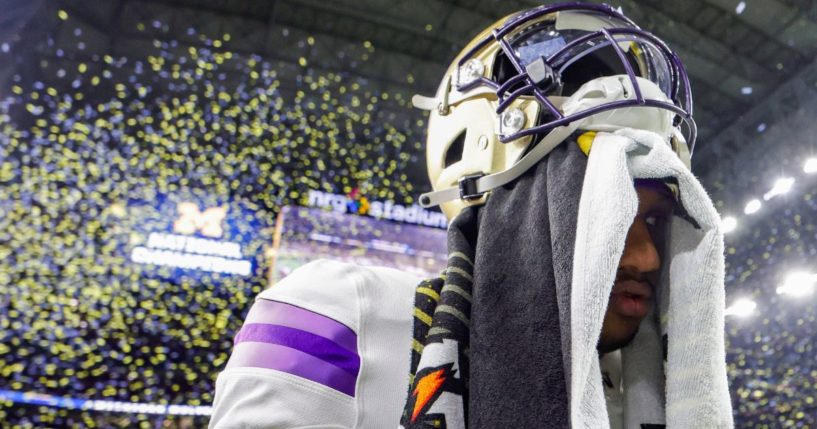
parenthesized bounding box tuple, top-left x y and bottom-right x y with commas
(307, 189, 448, 229)
(129, 203, 252, 276)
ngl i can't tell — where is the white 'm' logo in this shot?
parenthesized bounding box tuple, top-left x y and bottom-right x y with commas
(173, 203, 227, 238)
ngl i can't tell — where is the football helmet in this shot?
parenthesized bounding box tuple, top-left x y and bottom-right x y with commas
(413, 2, 695, 219)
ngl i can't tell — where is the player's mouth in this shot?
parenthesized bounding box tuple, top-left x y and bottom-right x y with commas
(609, 279, 653, 319)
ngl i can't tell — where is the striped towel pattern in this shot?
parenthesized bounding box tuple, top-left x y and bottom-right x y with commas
(401, 208, 476, 429)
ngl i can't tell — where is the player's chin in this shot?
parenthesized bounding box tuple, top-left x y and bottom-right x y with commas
(598, 315, 642, 354)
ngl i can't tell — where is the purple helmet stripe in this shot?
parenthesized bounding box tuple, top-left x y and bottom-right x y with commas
(244, 299, 357, 352)
(234, 323, 361, 376)
(227, 341, 358, 396)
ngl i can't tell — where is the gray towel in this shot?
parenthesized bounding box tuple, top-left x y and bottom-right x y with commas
(470, 138, 587, 427)
(401, 139, 586, 428)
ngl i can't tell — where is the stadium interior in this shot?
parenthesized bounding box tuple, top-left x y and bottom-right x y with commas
(2, 0, 817, 427)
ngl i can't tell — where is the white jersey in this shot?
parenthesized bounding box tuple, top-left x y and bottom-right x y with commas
(210, 259, 623, 428)
(601, 351, 624, 429)
(209, 259, 420, 429)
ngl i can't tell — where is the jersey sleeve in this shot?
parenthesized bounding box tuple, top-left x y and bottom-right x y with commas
(209, 259, 364, 429)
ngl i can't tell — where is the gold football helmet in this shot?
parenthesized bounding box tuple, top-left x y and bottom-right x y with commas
(414, 3, 695, 219)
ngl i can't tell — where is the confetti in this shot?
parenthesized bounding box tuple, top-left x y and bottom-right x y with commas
(2, 9, 816, 428)
(0, 18, 427, 427)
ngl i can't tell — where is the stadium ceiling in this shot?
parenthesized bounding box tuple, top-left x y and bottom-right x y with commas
(6, 0, 817, 177)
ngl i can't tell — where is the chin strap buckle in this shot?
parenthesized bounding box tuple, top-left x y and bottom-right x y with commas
(458, 173, 486, 200)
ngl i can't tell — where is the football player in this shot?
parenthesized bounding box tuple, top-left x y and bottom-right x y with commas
(210, 3, 733, 428)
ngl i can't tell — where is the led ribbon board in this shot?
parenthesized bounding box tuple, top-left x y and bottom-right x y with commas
(307, 189, 448, 229)
(0, 389, 212, 416)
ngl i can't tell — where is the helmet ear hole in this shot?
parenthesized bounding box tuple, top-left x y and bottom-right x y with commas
(444, 130, 467, 168)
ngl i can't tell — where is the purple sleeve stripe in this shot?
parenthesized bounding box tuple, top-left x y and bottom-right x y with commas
(245, 299, 357, 352)
(226, 341, 357, 396)
(234, 323, 360, 376)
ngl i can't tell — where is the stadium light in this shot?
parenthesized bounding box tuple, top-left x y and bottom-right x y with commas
(735, 1, 746, 14)
(763, 177, 794, 200)
(720, 216, 738, 234)
(725, 298, 756, 317)
(776, 271, 817, 297)
(804, 158, 817, 174)
(744, 199, 762, 215)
